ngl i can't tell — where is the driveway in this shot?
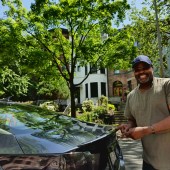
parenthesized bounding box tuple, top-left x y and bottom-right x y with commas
(118, 137, 143, 170)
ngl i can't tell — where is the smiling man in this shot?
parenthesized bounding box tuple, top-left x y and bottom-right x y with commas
(118, 55, 170, 170)
(133, 55, 153, 86)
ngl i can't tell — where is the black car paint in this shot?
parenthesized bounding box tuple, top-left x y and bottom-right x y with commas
(0, 102, 125, 170)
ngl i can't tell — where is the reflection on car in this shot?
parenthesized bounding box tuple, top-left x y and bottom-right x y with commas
(0, 102, 125, 170)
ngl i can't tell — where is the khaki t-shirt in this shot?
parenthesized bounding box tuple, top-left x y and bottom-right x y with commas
(125, 77, 170, 170)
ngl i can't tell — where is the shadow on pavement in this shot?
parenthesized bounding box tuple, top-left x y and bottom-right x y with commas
(118, 138, 143, 170)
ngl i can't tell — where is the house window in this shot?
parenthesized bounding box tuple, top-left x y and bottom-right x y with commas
(85, 66, 88, 75)
(113, 81, 123, 96)
(100, 68, 105, 74)
(90, 64, 97, 74)
(77, 65, 81, 72)
(90, 82, 98, 97)
(85, 84, 88, 98)
(75, 87, 80, 103)
(114, 70, 120, 74)
(101, 82, 106, 96)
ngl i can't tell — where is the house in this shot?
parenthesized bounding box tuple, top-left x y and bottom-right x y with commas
(107, 69, 137, 104)
(74, 64, 108, 104)
(74, 65, 137, 106)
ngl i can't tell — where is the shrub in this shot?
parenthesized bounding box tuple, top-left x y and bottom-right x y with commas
(78, 97, 116, 125)
(82, 99, 94, 112)
(108, 104, 116, 114)
(98, 95, 108, 107)
(40, 101, 58, 111)
(77, 112, 91, 122)
(93, 106, 107, 115)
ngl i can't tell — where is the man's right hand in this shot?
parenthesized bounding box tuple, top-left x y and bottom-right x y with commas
(116, 123, 132, 138)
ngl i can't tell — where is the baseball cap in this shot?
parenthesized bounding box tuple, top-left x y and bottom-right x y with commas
(132, 55, 152, 68)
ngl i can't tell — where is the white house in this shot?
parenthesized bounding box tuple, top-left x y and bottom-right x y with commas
(74, 64, 108, 104)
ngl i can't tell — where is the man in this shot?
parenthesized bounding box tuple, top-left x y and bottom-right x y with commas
(118, 55, 170, 170)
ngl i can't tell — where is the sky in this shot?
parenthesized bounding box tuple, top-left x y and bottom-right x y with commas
(0, 0, 144, 27)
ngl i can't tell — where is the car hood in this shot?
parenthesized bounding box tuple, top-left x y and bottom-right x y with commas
(0, 104, 117, 154)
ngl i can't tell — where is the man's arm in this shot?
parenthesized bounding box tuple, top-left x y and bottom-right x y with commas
(152, 114, 170, 134)
(125, 114, 170, 140)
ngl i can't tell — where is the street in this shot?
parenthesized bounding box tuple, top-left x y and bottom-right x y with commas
(119, 137, 143, 170)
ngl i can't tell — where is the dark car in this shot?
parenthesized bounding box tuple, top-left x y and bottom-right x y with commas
(0, 101, 125, 170)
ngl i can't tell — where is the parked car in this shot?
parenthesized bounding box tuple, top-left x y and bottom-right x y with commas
(0, 101, 125, 170)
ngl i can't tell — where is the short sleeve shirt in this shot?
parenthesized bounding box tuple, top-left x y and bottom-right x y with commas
(124, 77, 170, 169)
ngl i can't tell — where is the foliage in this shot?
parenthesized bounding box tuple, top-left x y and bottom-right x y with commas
(36, 69, 69, 100)
(0, 18, 30, 98)
(0, 0, 135, 117)
(77, 112, 92, 122)
(98, 95, 108, 107)
(39, 101, 59, 111)
(82, 99, 94, 112)
(0, 16, 69, 101)
(108, 103, 116, 112)
(77, 111, 103, 124)
(93, 106, 108, 115)
(127, 0, 170, 77)
(78, 96, 116, 124)
(0, 67, 30, 97)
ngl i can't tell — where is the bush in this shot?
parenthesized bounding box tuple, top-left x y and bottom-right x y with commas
(77, 112, 91, 122)
(108, 104, 116, 115)
(98, 95, 108, 107)
(93, 106, 107, 115)
(77, 97, 116, 125)
(108, 104, 116, 111)
(82, 99, 94, 112)
(39, 101, 58, 111)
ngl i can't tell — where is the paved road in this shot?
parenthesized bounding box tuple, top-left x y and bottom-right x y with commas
(118, 137, 143, 170)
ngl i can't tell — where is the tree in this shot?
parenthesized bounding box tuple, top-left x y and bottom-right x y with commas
(127, 0, 170, 77)
(1, 0, 135, 117)
(153, 0, 170, 77)
(0, 18, 30, 98)
(36, 66, 70, 100)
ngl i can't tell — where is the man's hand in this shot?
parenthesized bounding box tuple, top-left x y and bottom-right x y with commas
(117, 123, 132, 138)
(116, 118, 138, 139)
(118, 126, 152, 140)
(124, 127, 147, 140)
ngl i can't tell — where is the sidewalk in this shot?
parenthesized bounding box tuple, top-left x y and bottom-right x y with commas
(118, 137, 143, 170)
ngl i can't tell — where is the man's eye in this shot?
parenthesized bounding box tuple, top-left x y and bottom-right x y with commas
(135, 67, 145, 72)
(134, 66, 150, 72)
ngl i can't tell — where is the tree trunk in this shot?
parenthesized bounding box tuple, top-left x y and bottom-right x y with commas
(70, 84, 76, 118)
(153, 0, 164, 77)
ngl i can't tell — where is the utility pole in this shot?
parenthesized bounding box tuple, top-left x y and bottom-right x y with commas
(153, 0, 164, 77)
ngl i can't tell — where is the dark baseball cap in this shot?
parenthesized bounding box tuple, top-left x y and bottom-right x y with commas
(132, 55, 152, 68)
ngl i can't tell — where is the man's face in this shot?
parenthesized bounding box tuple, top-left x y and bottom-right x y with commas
(133, 62, 153, 84)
